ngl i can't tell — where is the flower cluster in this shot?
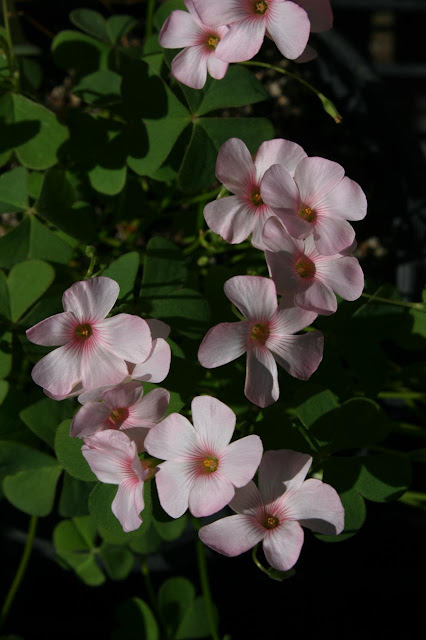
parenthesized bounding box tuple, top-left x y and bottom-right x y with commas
(198, 137, 366, 407)
(159, 0, 333, 88)
(26, 274, 344, 570)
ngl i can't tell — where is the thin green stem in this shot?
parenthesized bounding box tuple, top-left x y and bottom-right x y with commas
(140, 556, 158, 614)
(196, 539, 219, 640)
(296, 421, 320, 453)
(0, 515, 38, 630)
(392, 422, 426, 439)
(252, 545, 271, 577)
(378, 391, 426, 400)
(240, 60, 342, 123)
(84, 246, 97, 279)
(179, 187, 221, 206)
(145, 0, 156, 40)
(361, 292, 426, 312)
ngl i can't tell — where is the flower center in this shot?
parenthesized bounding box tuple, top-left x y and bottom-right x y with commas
(295, 256, 316, 279)
(109, 407, 129, 428)
(250, 190, 263, 206)
(251, 323, 270, 345)
(202, 457, 218, 473)
(298, 206, 316, 223)
(207, 35, 220, 49)
(254, 0, 268, 14)
(75, 323, 92, 340)
(264, 514, 279, 529)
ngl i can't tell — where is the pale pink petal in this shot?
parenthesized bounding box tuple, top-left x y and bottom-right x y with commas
(193, 0, 248, 26)
(255, 139, 307, 181)
(146, 318, 170, 340)
(294, 43, 318, 63)
(265, 250, 300, 296)
(224, 276, 277, 322)
(283, 478, 344, 535)
(172, 46, 208, 89)
(207, 53, 228, 80)
(266, 1, 310, 60)
(112, 479, 144, 533)
(204, 197, 256, 244)
(70, 402, 111, 437)
(220, 435, 263, 487)
(26, 312, 75, 346)
(144, 413, 198, 460)
(189, 473, 235, 517)
(215, 18, 266, 63)
(45, 382, 84, 402)
(294, 157, 345, 207)
(154, 460, 193, 518)
(294, 0, 333, 32)
(273, 208, 312, 240)
(78, 384, 118, 405)
(260, 164, 300, 211)
(158, 9, 204, 48)
(262, 216, 303, 253)
(97, 314, 151, 363)
(259, 450, 312, 504)
(191, 395, 236, 452)
(273, 302, 318, 334)
(184, 0, 203, 26)
(199, 514, 265, 556)
(131, 338, 171, 383)
(313, 216, 355, 255)
(215, 138, 255, 196)
(198, 322, 250, 368)
(267, 330, 324, 380)
(263, 520, 304, 571)
(250, 206, 276, 251)
(295, 280, 337, 315)
(317, 256, 364, 301)
(245, 347, 279, 408)
(130, 388, 170, 424)
(62, 277, 119, 322)
(103, 381, 143, 411)
(229, 480, 264, 518)
(315, 176, 367, 221)
(81, 430, 139, 484)
(31, 343, 82, 396)
(124, 427, 150, 453)
(80, 341, 129, 390)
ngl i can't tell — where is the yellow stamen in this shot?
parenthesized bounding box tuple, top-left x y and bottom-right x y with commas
(207, 35, 220, 48)
(75, 323, 92, 339)
(298, 206, 316, 223)
(109, 407, 129, 427)
(254, 0, 268, 14)
(295, 257, 316, 279)
(250, 191, 263, 206)
(203, 458, 218, 472)
(264, 515, 279, 529)
(251, 323, 270, 345)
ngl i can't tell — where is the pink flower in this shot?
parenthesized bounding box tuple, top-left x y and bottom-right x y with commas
(199, 449, 344, 571)
(193, 0, 310, 62)
(26, 277, 152, 397)
(198, 276, 323, 408)
(263, 216, 364, 315)
(82, 430, 151, 532)
(70, 381, 170, 452)
(144, 395, 263, 518)
(204, 137, 307, 249)
(261, 155, 367, 255)
(159, 0, 229, 89)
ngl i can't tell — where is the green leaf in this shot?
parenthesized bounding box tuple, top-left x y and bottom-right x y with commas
(158, 577, 195, 638)
(296, 390, 339, 428)
(54, 516, 105, 586)
(0, 167, 28, 212)
(0, 221, 29, 269)
(196, 65, 269, 116)
(316, 490, 366, 543)
(55, 419, 97, 482)
(141, 237, 187, 298)
(20, 396, 74, 448)
(0, 270, 10, 319)
(11, 94, 68, 169)
(89, 480, 152, 541)
(176, 597, 213, 639)
(88, 162, 127, 196)
(0, 440, 59, 484)
(4, 464, 62, 516)
(70, 9, 109, 42)
(113, 598, 159, 640)
(148, 288, 209, 339)
(73, 70, 122, 106)
(106, 15, 138, 44)
(36, 168, 95, 241)
(0, 332, 12, 379)
(129, 524, 162, 554)
(7, 259, 54, 322)
(59, 473, 95, 517)
(264, 567, 296, 582)
(103, 252, 140, 299)
(356, 454, 412, 502)
(99, 543, 134, 580)
(0, 380, 8, 405)
(52, 30, 110, 75)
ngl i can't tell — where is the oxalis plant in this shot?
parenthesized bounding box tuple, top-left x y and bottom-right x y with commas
(0, 1, 424, 638)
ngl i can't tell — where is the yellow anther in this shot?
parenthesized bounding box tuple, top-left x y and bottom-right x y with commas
(254, 0, 268, 14)
(250, 191, 263, 206)
(298, 206, 316, 223)
(109, 407, 129, 427)
(295, 257, 316, 279)
(251, 323, 270, 345)
(203, 458, 218, 472)
(75, 323, 92, 339)
(264, 515, 279, 529)
(207, 35, 220, 48)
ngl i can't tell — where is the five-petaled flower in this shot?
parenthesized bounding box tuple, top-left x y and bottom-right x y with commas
(199, 449, 344, 571)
